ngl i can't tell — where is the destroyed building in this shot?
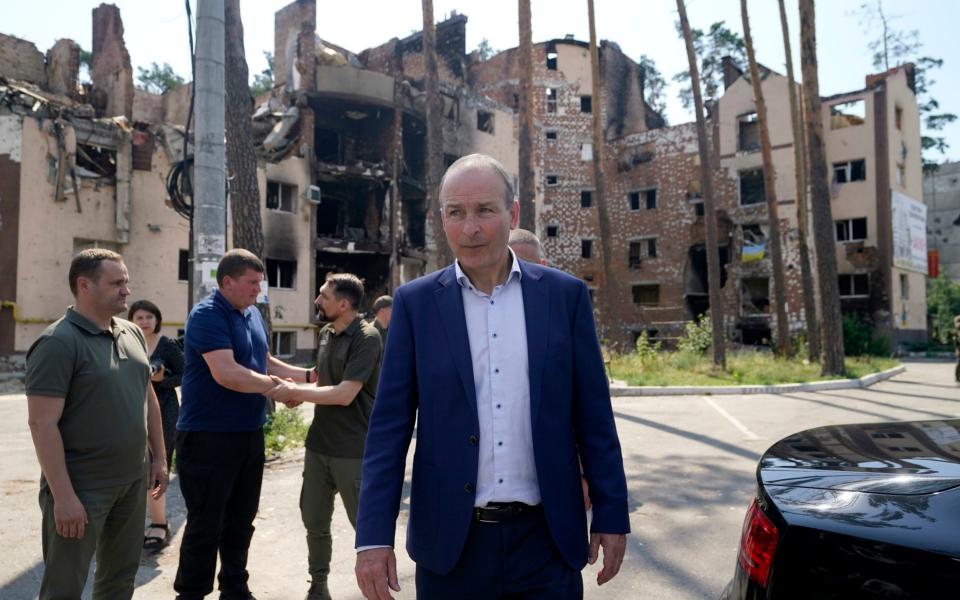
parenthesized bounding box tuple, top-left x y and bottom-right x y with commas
(0, 0, 927, 360)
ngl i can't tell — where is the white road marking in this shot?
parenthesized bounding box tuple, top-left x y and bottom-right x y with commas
(703, 396, 762, 440)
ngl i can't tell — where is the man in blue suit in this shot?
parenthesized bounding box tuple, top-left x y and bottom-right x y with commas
(355, 154, 629, 599)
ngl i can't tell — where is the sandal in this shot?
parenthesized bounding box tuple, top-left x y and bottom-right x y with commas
(143, 523, 170, 551)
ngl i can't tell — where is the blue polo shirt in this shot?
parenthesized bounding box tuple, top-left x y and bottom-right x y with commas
(177, 290, 269, 432)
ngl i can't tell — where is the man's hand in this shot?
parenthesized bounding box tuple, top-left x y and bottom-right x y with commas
(265, 375, 303, 408)
(588, 532, 626, 585)
(355, 547, 400, 600)
(149, 459, 169, 499)
(54, 492, 88, 539)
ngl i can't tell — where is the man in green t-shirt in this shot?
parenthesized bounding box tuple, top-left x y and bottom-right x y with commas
(267, 273, 382, 600)
(25, 249, 168, 599)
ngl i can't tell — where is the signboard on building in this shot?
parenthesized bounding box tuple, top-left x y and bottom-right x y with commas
(891, 190, 927, 274)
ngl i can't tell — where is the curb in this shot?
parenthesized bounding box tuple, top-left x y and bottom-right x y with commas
(610, 365, 906, 397)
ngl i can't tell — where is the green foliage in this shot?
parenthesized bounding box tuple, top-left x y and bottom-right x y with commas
(475, 38, 497, 62)
(609, 348, 897, 387)
(928, 273, 960, 343)
(676, 316, 713, 355)
(672, 21, 746, 109)
(842, 315, 890, 357)
(638, 54, 668, 120)
(136, 62, 185, 94)
(634, 330, 662, 365)
(263, 406, 308, 454)
(856, 1, 956, 168)
(249, 51, 275, 97)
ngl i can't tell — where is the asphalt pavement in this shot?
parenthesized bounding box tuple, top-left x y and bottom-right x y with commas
(0, 360, 957, 599)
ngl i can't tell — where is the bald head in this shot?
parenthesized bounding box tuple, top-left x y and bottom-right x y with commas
(509, 228, 545, 264)
(439, 153, 515, 210)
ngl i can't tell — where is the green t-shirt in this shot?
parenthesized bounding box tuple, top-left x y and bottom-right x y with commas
(26, 308, 150, 491)
(305, 316, 382, 458)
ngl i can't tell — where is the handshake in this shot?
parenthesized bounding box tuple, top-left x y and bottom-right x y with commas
(265, 375, 305, 408)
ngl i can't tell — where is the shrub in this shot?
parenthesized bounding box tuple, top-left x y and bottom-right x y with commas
(842, 315, 889, 357)
(634, 330, 661, 365)
(263, 406, 308, 454)
(677, 316, 713, 355)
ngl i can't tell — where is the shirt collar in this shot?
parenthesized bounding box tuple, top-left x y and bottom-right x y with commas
(328, 315, 363, 337)
(454, 247, 523, 292)
(66, 307, 122, 337)
(213, 289, 248, 315)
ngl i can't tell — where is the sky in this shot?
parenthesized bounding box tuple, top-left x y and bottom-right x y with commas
(6, 0, 959, 162)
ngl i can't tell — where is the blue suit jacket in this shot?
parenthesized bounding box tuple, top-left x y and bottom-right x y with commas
(355, 261, 630, 575)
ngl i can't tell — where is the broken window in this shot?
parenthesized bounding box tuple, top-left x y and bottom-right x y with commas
(832, 159, 866, 183)
(271, 331, 296, 358)
(629, 239, 657, 268)
(75, 143, 117, 178)
(580, 190, 593, 208)
(900, 273, 909, 299)
(742, 223, 766, 245)
(838, 273, 869, 297)
(739, 168, 765, 206)
(628, 192, 640, 211)
(835, 217, 868, 242)
(581, 239, 593, 259)
(546, 130, 558, 141)
(632, 284, 660, 306)
(738, 112, 760, 152)
(546, 49, 558, 70)
(178, 249, 189, 282)
(266, 258, 296, 289)
(266, 181, 296, 212)
(477, 110, 495, 134)
(580, 142, 593, 161)
(643, 188, 657, 209)
(315, 129, 341, 163)
(580, 95, 592, 114)
(546, 88, 557, 113)
(546, 174, 559, 186)
(691, 199, 705, 216)
(442, 92, 460, 122)
(829, 99, 866, 129)
(741, 277, 770, 314)
(546, 225, 559, 237)
(895, 105, 903, 131)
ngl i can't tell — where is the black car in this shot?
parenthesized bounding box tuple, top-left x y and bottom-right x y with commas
(723, 419, 960, 599)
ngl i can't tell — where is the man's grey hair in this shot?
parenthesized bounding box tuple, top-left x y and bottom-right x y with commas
(438, 153, 516, 209)
(508, 228, 543, 261)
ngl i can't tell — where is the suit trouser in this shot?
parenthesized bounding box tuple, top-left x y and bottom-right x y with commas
(300, 448, 362, 585)
(38, 475, 146, 600)
(415, 508, 583, 599)
(174, 430, 264, 599)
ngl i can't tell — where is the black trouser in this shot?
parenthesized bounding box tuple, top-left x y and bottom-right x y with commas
(174, 430, 264, 599)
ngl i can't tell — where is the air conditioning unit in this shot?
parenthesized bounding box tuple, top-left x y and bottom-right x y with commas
(307, 185, 322, 204)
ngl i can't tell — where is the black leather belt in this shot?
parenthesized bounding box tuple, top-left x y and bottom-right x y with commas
(473, 502, 542, 523)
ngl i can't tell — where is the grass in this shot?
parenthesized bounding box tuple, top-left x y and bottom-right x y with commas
(263, 405, 309, 454)
(609, 349, 899, 387)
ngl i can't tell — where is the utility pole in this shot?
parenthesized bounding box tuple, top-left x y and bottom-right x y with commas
(192, 0, 227, 305)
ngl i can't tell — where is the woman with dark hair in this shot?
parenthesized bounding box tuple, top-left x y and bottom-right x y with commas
(128, 299, 184, 551)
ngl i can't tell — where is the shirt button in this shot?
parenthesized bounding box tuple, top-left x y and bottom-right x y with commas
(496, 404, 501, 409)
(468, 435, 478, 445)
(464, 483, 474, 493)
(498, 441, 503, 446)
(498, 478, 504, 484)
(492, 333, 498, 338)
(494, 368, 500, 374)
(490, 300, 495, 305)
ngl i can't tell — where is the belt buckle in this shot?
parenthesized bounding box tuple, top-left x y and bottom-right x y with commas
(476, 506, 501, 523)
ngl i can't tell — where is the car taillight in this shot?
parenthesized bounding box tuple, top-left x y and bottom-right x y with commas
(737, 498, 779, 587)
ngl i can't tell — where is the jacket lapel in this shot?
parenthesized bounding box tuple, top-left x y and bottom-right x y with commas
(434, 266, 478, 415)
(520, 263, 549, 427)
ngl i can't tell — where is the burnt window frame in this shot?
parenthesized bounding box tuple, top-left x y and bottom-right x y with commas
(835, 217, 868, 243)
(738, 111, 760, 152)
(266, 181, 297, 213)
(265, 258, 297, 290)
(631, 284, 661, 306)
(476, 109, 495, 134)
(838, 273, 870, 297)
(739, 168, 766, 206)
(271, 330, 296, 358)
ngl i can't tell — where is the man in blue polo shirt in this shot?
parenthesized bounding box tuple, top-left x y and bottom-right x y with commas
(174, 249, 313, 600)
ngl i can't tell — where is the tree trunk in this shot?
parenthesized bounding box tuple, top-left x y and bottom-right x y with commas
(677, 0, 726, 368)
(390, 68, 404, 290)
(422, 0, 449, 271)
(778, 0, 820, 360)
(517, 0, 536, 231)
(799, 0, 845, 375)
(741, 0, 790, 357)
(587, 0, 620, 347)
(224, 0, 270, 333)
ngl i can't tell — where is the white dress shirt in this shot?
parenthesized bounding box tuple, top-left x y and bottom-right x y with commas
(455, 250, 541, 507)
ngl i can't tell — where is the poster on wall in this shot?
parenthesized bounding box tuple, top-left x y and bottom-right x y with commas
(891, 190, 927, 274)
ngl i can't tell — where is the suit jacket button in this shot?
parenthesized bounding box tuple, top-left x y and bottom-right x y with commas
(468, 435, 478, 445)
(464, 483, 474, 493)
